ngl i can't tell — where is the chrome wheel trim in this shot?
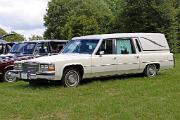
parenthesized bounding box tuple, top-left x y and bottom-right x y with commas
(5, 70, 16, 82)
(147, 64, 157, 77)
(64, 70, 79, 87)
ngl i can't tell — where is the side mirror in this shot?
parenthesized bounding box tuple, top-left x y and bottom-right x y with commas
(48, 53, 51, 56)
(99, 51, 104, 57)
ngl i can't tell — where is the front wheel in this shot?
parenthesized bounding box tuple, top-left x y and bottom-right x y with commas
(62, 68, 81, 87)
(144, 64, 158, 77)
(3, 70, 17, 82)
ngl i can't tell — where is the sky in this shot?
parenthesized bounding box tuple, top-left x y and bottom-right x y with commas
(0, 0, 49, 39)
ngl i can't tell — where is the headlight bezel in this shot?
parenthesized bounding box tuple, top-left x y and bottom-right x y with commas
(14, 63, 22, 70)
(39, 63, 55, 72)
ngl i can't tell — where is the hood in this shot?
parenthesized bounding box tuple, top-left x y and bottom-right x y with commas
(0, 53, 33, 62)
(0, 53, 15, 59)
(26, 54, 91, 63)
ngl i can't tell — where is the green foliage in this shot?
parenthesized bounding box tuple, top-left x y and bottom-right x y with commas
(44, 0, 114, 39)
(113, 0, 179, 52)
(44, 0, 180, 52)
(0, 28, 24, 42)
(176, 5, 180, 52)
(63, 16, 99, 39)
(29, 35, 44, 40)
(5, 31, 24, 42)
(0, 28, 7, 36)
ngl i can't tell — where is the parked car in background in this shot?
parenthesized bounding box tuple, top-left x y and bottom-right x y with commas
(0, 40, 67, 82)
(0, 34, 16, 55)
(12, 33, 174, 87)
(0, 40, 12, 54)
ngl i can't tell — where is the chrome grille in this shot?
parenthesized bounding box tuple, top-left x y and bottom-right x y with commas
(22, 62, 39, 74)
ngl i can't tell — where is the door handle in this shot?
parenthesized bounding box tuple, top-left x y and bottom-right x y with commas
(136, 56, 139, 59)
(113, 57, 117, 60)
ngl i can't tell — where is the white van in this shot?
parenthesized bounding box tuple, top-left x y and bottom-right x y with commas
(12, 33, 174, 87)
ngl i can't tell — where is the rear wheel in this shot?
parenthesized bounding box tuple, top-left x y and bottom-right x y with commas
(3, 70, 16, 82)
(144, 64, 158, 77)
(62, 68, 81, 87)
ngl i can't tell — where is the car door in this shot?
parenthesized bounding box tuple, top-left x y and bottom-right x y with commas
(91, 39, 118, 77)
(115, 38, 140, 74)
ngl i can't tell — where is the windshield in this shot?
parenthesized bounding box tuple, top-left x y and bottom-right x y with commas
(62, 39, 99, 54)
(10, 43, 23, 53)
(10, 42, 36, 54)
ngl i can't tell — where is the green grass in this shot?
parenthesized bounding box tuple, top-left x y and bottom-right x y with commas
(0, 55, 180, 120)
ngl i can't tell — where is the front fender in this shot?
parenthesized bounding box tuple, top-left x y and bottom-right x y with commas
(4, 65, 14, 70)
(56, 63, 83, 80)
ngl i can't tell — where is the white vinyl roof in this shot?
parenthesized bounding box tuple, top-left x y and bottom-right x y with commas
(72, 33, 164, 40)
(23, 40, 68, 43)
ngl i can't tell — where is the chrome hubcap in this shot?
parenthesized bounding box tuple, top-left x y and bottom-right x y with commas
(5, 71, 16, 82)
(147, 65, 156, 77)
(65, 70, 79, 87)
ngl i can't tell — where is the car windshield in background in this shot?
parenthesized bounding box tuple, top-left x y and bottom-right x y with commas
(10, 43, 23, 53)
(10, 42, 36, 54)
(62, 39, 99, 54)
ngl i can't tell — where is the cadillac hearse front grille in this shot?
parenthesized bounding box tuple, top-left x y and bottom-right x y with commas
(22, 62, 39, 74)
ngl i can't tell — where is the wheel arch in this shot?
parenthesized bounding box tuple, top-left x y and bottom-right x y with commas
(144, 63, 160, 70)
(4, 65, 14, 73)
(62, 64, 84, 78)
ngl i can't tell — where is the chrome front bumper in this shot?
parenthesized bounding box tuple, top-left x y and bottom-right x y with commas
(10, 70, 55, 80)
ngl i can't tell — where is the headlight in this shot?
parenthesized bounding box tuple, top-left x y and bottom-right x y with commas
(14, 63, 22, 70)
(40, 64, 55, 72)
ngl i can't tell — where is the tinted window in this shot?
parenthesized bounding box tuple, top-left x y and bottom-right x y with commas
(10, 42, 36, 54)
(50, 42, 66, 53)
(22, 43, 36, 54)
(116, 38, 135, 54)
(10, 43, 23, 53)
(35, 43, 49, 55)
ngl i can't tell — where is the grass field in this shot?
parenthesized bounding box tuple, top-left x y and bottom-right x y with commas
(0, 55, 179, 120)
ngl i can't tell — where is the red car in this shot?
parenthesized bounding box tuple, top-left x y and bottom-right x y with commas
(0, 40, 67, 82)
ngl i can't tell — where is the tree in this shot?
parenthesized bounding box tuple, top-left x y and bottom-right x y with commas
(44, 0, 180, 52)
(44, 0, 114, 39)
(114, 0, 178, 52)
(63, 16, 99, 39)
(175, 0, 180, 52)
(29, 35, 44, 40)
(5, 31, 24, 42)
(0, 28, 7, 36)
(0, 28, 24, 42)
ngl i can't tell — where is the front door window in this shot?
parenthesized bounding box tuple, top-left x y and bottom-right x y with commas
(97, 39, 114, 55)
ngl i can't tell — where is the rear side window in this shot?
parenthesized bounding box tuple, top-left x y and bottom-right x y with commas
(116, 38, 135, 54)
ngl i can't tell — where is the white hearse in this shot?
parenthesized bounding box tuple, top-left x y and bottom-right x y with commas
(12, 33, 174, 87)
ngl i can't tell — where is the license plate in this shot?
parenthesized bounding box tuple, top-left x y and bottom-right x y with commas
(21, 73, 28, 79)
